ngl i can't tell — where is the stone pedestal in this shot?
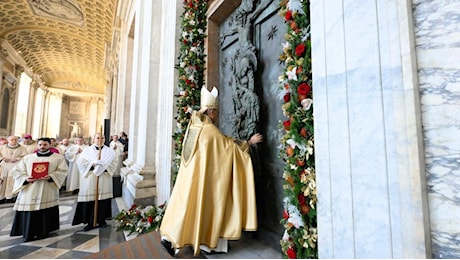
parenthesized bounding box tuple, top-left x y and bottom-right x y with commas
(121, 164, 156, 207)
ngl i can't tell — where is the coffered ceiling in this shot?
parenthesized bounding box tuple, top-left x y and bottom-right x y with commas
(0, 0, 117, 95)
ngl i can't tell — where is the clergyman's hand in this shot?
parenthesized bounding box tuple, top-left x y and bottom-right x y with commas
(248, 133, 263, 145)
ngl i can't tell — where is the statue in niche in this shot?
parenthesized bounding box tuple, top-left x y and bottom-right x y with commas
(220, 0, 271, 140)
(69, 122, 81, 138)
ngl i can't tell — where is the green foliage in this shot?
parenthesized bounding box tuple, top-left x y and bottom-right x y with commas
(115, 203, 166, 236)
(278, 0, 317, 258)
(172, 0, 209, 183)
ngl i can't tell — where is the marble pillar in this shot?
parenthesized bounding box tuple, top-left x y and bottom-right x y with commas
(26, 83, 38, 135)
(413, 0, 460, 258)
(0, 46, 6, 136)
(120, 0, 161, 208)
(154, 0, 179, 205)
(311, 0, 431, 258)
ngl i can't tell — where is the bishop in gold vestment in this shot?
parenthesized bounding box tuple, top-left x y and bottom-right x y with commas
(160, 87, 263, 256)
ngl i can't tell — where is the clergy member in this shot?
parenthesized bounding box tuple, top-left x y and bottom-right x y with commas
(10, 137, 68, 242)
(72, 132, 116, 231)
(64, 137, 88, 194)
(0, 135, 28, 204)
(160, 86, 263, 256)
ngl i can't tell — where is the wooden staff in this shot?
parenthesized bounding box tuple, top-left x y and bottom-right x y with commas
(93, 126, 103, 227)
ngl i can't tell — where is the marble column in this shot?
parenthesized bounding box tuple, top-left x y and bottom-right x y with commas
(120, 0, 161, 207)
(311, 0, 431, 258)
(88, 97, 99, 135)
(154, 0, 179, 206)
(114, 4, 133, 134)
(0, 46, 7, 94)
(41, 90, 51, 137)
(26, 82, 38, 135)
(0, 46, 7, 136)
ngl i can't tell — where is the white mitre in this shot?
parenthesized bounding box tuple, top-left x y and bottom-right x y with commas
(199, 86, 219, 113)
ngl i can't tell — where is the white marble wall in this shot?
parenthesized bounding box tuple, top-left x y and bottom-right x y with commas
(413, 0, 460, 258)
(311, 0, 431, 258)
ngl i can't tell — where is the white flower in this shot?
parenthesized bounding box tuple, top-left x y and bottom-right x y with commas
(278, 74, 286, 83)
(286, 66, 297, 81)
(301, 98, 313, 110)
(282, 41, 290, 52)
(287, 0, 306, 15)
(283, 197, 305, 228)
(282, 230, 290, 241)
(286, 139, 297, 148)
(189, 19, 196, 26)
(301, 26, 310, 42)
(197, 28, 204, 35)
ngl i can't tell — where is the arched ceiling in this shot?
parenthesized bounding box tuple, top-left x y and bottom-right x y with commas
(0, 0, 117, 95)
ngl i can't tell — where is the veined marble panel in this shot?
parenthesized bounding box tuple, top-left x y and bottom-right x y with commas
(414, 0, 460, 258)
(313, 0, 430, 258)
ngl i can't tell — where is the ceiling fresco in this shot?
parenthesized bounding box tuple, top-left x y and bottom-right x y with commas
(0, 0, 117, 95)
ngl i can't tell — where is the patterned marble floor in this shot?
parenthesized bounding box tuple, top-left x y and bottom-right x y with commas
(0, 192, 126, 259)
(0, 191, 282, 259)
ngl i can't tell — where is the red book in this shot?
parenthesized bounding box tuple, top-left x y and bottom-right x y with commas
(32, 161, 49, 179)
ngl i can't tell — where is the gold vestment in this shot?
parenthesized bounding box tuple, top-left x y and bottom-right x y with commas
(160, 111, 257, 256)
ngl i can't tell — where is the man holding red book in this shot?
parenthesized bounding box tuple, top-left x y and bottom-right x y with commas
(10, 137, 68, 242)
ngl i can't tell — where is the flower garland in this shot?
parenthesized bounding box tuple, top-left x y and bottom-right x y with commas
(172, 0, 209, 182)
(278, 0, 317, 258)
(115, 204, 166, 236)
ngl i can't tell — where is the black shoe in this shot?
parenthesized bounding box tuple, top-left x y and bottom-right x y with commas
(203, 250, 227, 255)
(72, 189, 79, 195)
(35, 234, 47, 241)
(83, 224, 95, 231)
(5, 199, 12, 203)
(0, 199, 5, 204)
(23, 237, 34, 242)
(160, 239, 175, 257)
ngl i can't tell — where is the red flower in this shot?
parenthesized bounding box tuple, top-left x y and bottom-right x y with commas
(147, 216, 153, 223)
(129, 204, 137, 210)
(297, 82, 311, 96)
(283, 209, 289, 220)
(295, 43, 306, 57)
(301, 204, 310, 215)
(297, 193, 306, 205)
(283, 93, 291, 103)
(299, 127, 307, 137)
(287, 247, 297, 259)
(283, 120, 291, 131)
(297, 159, 305, 166)
(286, 146, 294, 157)
(285, 10, 293, 21)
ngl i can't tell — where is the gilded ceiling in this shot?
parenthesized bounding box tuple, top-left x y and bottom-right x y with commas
(0, 0, 117, 95)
